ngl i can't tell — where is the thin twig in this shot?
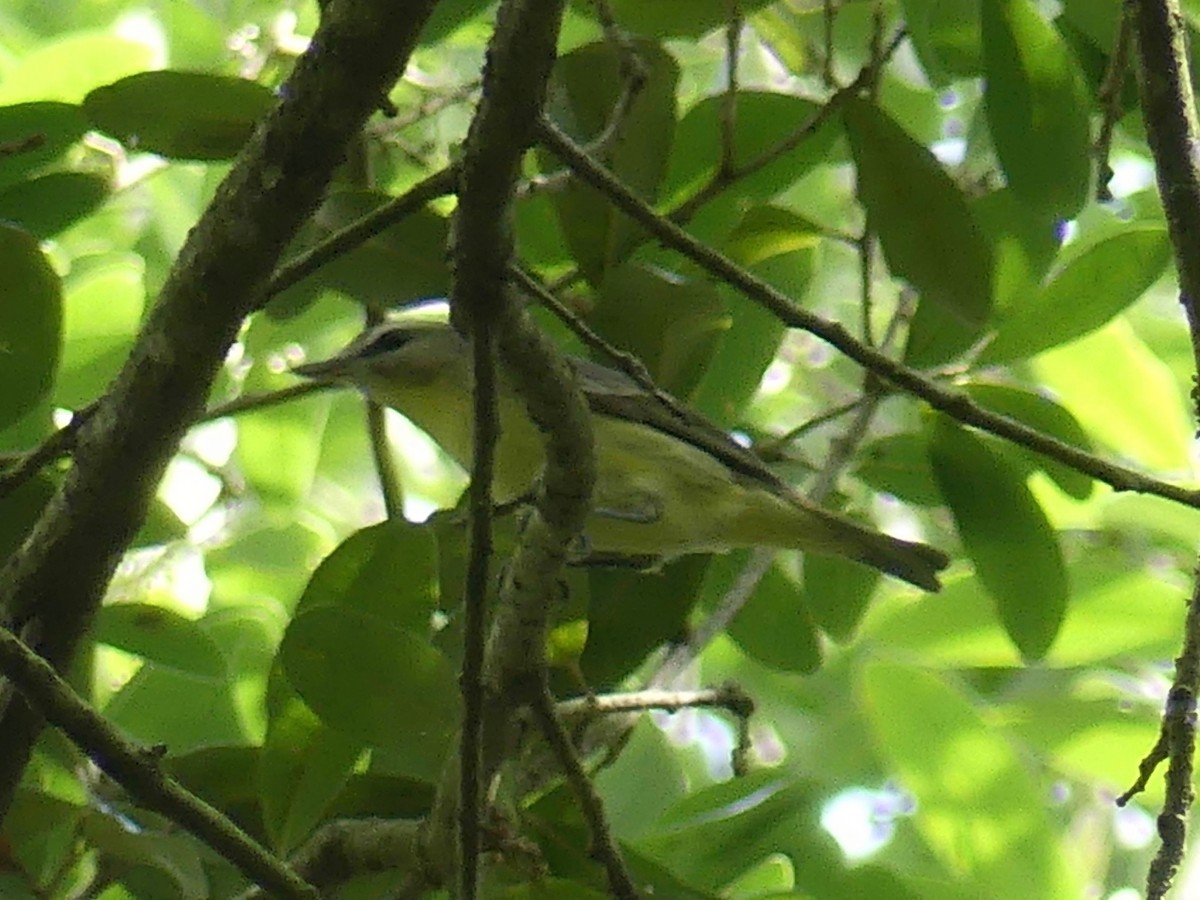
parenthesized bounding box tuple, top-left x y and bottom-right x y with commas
(200, 382, 328, 423)
(528, 681, 639, 899)
(0, 404, 96, 501)
(536, 117, 1200, 511)
(0, 623, 317, 899)
(718, 4, 743, 181)
(264, 166, 458, 302)
(668, 29, 905, 224)
(1095, 5, 1135, 202)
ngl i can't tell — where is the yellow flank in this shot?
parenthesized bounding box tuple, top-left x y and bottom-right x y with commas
(294, 321, 949, 591)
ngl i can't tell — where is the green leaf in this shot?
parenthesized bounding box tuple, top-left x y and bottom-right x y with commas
(963, 383, 1095, 499)
(280, 606, 460, 777)
(260, 697, 361, 854)
(859, 661, 1078, 898)
(663, 93, 839, 210)
(93, 605, 226, 678)
(0, 475, 55, 562)
(1030, 319, 1191, 471)
(929, 417, 1067, 660)
(590, 262, 726, 398)
(84, 71, 275, 161)
(271, 193, 451, 318)
(901, 0, 983, 81)
(0, 225, 62, 429)
(842, 98, 993, 365)
(690, 207, 814, 424)
(982, 0, 1092, 219)
(728, 561, 822, 673)
(0, 32, 154, 105)
(298, 520, 439, 634)
(0, 172, 109, 238)
(583, 555, 709, 689)
(575, 0, 774, 38)
(854, 432, 944, 507)
(543, 40, 679, 283)
(802, 551, 881, 643)
(981, 227, 1171, 363)
(81, 813, 208, 900)
(0, 102, 89, 189)
(971, 187, 1061, 318)
(53, 253, 145, 409)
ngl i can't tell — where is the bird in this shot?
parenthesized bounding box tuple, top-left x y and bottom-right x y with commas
(293, 318, 949, 590)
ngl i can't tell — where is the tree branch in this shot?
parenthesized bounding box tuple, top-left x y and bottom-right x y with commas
(536, 117, 1200, 511)
(0, 0, 440, 827)
(1126, 2, 1200, 896)
(0, 623, 316, 898)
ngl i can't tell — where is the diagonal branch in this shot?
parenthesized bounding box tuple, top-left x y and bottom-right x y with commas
(536, 116, 1200, 511)
(0, 623, 316, 898)
(0, 0, 441, 821)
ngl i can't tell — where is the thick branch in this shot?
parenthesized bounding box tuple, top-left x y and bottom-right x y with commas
(0, 0, 439, 817)
(1129, 2, 1200, 896)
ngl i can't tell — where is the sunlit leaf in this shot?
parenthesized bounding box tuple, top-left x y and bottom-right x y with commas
(860, 661, 1079, 898)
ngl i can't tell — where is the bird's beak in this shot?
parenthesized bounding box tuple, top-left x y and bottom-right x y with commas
(291, 355, 348, 380)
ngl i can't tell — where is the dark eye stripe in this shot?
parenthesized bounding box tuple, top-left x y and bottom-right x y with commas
(359, 328, 413, 357)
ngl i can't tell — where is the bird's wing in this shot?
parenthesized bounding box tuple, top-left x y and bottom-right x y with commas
(567, 354, 796, 497)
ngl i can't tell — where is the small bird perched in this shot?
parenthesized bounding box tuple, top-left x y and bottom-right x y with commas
(294, 319, 949, 590)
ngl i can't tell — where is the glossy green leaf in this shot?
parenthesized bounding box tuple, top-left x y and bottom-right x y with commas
(84, 70, 275, 161)
(93, 604, 225, 679)
(53, 253, 145, 408)
(981, 227, 1171, 363)
(728, 560, 822, 673)
(543, 40, 679, 283)
(593, 718, 688, 840)
(643, 772, 846, 892)
(0, 172, 109, 238)
(1030, 320, 1191, 471)
(982, 0, 1091, 218)
(590, 262, 726, 398)
(297, 520, 439, 634)
(859, 662, 1078, 898)
(929, 418, 1067, 660)
(963, 383, 1095, 499)
(280, 606, 460, 776)
(0, 225, 62, 429)
(0, 102, 89, 189)
(260, 697, 361, 854)
(842, 98, 993, 365)
(104, 664, 246, 754)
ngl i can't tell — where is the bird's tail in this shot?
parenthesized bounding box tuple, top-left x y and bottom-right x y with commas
(741, 497, 950, 591)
